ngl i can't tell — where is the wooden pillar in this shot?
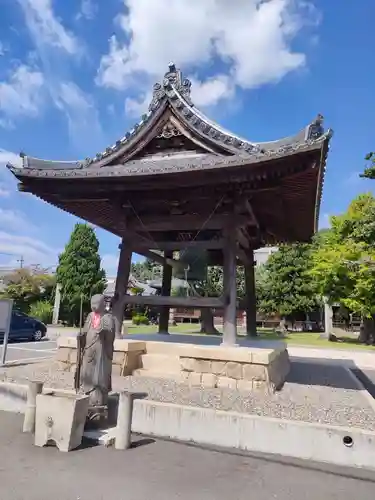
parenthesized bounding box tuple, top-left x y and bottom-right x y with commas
(158, 250, 173, 334)
(222, 226, 237, 346)
(112, 238, 132, 338)
(244, 250, 257, 337)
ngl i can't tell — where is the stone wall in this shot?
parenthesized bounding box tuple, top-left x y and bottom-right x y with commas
(56, 338, 145, 377)
(56, 337, 290, 392)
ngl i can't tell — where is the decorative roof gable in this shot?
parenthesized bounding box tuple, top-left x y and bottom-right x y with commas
(7, 63, 333, 173)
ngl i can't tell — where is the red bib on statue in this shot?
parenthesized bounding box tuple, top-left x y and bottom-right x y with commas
(92, 312, 101, 329)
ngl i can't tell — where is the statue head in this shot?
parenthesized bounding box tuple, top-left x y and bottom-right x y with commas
(91, 294, 106, 314)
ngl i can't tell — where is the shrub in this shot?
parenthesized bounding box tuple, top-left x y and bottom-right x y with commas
(132, 314, 149, 326)
(29, 300, 53, 324)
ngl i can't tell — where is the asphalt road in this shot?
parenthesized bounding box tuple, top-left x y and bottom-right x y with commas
(0, 412, 374, 500)
(1, 339, 57, 363)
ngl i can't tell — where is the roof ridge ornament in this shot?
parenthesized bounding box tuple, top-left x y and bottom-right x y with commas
(149, 63, 192, 112)
(307, 114, 325, 141)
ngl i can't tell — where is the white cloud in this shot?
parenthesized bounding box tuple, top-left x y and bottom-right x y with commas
(0, 187, 11, 198)
(125, 92, 151, 117)
(0, 209, 37, 233)
(0, 65, 44, 126)
(17, 1, 104, 154)
(97, 0, 317, 106)
(0, 231, 58, 268)
(0, 42, 6, 56)
(0, 149, 23, 169)
(18, 0, 79, 55)
(190, 75, 235, 107)
(53, 81, 104, 153)
(0, 149, 22, 194)
(76, 0, 98, 21)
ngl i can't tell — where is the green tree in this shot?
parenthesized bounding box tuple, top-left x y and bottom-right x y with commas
(310, 194, 375, 343)
(2, 268, 55, 313)
(258, 244, 321, 324)
(360, 152, 375, 179)
(56, 223, 106, 325)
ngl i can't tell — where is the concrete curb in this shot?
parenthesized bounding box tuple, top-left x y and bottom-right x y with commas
(345, 368, 375, 414)
(1, 381, 375, 470)
(131, 399, 375, 470)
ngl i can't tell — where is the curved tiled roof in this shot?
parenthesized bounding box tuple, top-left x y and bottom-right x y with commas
(8, 63, 333, 172)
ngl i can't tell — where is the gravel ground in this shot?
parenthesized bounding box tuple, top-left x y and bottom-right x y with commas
(1, 360, 375, 431)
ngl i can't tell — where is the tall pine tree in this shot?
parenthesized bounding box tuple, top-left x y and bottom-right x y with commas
(56, 223, 106, 325)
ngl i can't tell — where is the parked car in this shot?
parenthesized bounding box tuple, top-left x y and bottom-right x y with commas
(0, 310, 47, 342)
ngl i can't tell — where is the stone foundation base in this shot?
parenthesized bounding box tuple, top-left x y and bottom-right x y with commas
(56, 338, 290, 393)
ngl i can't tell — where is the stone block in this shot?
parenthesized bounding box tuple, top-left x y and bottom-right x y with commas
(112, 351, 126, 365)
(236, 380, 255, 392)
(112, 365, 122, 376)
(193, 359, 212, 374)
(251, 347, 285, 365)
(201, 373, 217, 388)
(69, 350, 78, 364)
(266, 350, 290, 390)
(141, 354, 180, 372)
(217, 377, 237, 390)
(57, 336, 78, 349)
(57, 361, 70, 372)
(180, 357, 195, 372)
(189, 372, 202, 387)
(113, 339, 146, 353)
(242, 364, 267, 381)
(56, 348, 70, 363)
(211, 361, 227, 376)
(34, 391, 89, 452)
(121, 352, 143, 376)
(225, 362, 243, 380)
(180, 371, 190, 383)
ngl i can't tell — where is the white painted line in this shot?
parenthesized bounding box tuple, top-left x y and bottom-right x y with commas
(7, 346, 56, 353)
(8, 341, 57, 347)
(3, 356, 52, 365)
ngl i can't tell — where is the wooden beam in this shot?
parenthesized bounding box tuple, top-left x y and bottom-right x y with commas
(244, 200, 259, 228)
(128, 214, 248, 232)
(222, 224, 238, 345)
(159, 250, 173, 334)
(236, 227, 250, 249)
(122, 295, 226, 308)
(112, 239, 132, 338)
(133, 248, 183, 271)
(135, 239, 224, 251)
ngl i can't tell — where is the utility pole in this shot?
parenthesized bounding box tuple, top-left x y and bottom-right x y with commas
(17, 255, 24, 268)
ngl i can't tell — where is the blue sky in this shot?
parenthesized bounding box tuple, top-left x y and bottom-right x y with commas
(0, 0, 374, 276)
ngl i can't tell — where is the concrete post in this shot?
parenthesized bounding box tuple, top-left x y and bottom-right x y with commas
(158, 250, 173, 334)
(52, 283, 61, 325)
(23, 381, 44, 433)
(113, 239, 132, 339)
(115, 391, 134, 450)
(323, 299, 333, 338)
(222, 226, 237, 346)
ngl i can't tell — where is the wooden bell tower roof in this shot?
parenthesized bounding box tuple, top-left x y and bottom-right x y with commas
(7, 63, 332, 261)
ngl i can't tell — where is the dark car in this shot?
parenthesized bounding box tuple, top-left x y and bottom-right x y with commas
(0, 310, 47, 342)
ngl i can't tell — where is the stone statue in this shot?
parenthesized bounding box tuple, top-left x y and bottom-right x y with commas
(78, 294, 115, 409)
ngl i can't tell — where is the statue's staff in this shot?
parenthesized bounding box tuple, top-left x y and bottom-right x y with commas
(74, 294, 84, 393)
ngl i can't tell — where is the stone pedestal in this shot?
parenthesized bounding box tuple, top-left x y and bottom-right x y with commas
(56, 337, 290, 393)
(34, 391, 89, 452)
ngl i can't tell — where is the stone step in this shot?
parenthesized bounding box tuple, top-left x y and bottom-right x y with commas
(140, 354, 181, 373)
(132, 368, 186, 384)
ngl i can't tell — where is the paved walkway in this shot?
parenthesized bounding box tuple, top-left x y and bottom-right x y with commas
(0, 412, 374, 500)
(288, 346, 375, 369)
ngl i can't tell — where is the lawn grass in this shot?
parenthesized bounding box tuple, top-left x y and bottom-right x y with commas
(125, 323, 375, 351)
